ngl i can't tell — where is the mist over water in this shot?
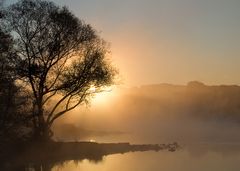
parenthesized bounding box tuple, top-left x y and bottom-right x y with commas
(2, 0, 240, 170)
(53, 82, 240, 144)
(31, 81, 240, 171)
(4, 82, 240, 170)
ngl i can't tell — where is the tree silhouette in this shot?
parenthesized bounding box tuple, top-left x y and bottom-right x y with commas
(0, 2, 23, 142)
(4, 0, 116, 140)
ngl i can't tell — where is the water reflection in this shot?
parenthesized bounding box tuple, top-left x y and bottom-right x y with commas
(1, 146, 104, 171)
(1, 143, 240, 171)
(52, 143, 240, 171)
(0, 142, 178, 171)
(1, 150, 102, 171)
(186, 142, 240, 158)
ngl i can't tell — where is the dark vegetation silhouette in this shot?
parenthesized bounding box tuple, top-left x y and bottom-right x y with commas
(0, 0, 116, 142)
(0, 142, 179, 171)
(0, 1, 180, 169)
(0, 0, 30, 144)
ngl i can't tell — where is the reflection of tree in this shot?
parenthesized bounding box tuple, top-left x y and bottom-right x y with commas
(29, 164, 52, 171)
(0, 142, 178, 171)
(0, 148, 104, 171)
(2, 163, 53, 171)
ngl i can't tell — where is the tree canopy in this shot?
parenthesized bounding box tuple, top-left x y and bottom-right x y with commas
(1, 0, 116, 141)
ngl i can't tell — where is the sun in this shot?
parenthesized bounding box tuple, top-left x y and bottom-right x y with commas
(89, 85, 97, 92)
(89, 85, 116, 105)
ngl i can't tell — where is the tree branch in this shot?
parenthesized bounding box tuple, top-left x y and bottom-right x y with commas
(48, 92, 86, 126)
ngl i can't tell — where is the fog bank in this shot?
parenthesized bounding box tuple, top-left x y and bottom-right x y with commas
(53, 81, 240, 144)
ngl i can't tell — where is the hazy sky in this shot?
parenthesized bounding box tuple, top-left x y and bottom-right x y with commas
(8, 0, 240, 85)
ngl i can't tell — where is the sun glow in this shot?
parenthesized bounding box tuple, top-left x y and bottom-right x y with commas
(89, 86, 117, 105)
(89, 85, 97, 92)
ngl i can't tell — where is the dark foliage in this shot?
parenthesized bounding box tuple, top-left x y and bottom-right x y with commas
(0, 142, 179, 171)
(0, 0, 116, 141)
(0, 1, 32, 144)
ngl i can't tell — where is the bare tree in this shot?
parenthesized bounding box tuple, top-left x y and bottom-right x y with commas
(5, 0, 116, 140)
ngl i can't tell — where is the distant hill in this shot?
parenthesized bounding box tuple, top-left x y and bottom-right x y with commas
(124, 81, 240, 123)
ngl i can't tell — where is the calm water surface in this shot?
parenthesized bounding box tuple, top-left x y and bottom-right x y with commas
(51, 143, 240, 171)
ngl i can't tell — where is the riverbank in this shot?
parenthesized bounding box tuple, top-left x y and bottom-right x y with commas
(0, 141, 179, 170)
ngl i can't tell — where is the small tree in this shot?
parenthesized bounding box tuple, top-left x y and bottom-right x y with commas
(0, 2, 16, 140)
(0, 1, 30, 142)
(5, 0, 116, 140)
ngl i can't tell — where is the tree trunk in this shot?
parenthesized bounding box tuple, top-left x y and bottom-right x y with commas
(33, 124, 53, 142)
(32, 97, 53, 142)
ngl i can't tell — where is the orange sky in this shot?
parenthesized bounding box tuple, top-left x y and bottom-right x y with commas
(9, 0, 240, 86)
(53, 0, 240, 86)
